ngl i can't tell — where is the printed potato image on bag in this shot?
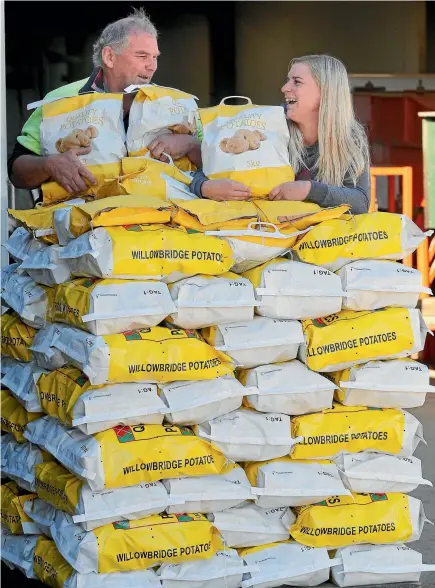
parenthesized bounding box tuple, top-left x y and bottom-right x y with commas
(50, 509, 221, 573)
(294, 212, 433, 271)
(25, 417, 233, 491)
(1, 482, 38, 534)
(291, 404, 423, 460)
(299, 307, 429, 372)
(200, 97, 294, 197)
(290, 493, 429, 548)
(1, 388, 43, 442)
(59, 224, 233, 283)
(1, 313, 37, 362)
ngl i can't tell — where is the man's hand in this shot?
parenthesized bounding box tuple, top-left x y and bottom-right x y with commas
(201, 179, 251, 201)
(269, 180, 311, 201)
(45, 147, 97, 194)
(148, 134, 199, 163)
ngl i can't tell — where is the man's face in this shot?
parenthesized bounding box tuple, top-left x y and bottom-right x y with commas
(107, 32, 160, 90)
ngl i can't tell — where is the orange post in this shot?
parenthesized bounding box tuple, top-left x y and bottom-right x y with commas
(388, 176, 396, 213)
(402, 166, 413, 267)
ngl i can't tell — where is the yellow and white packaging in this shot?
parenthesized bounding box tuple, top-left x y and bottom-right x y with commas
(1, 532, 39, 578)
(59, 224, 233, 283)
(163, 467, 252, 513)
(3, 227, 45, 262)
(200, 97, 294, 198)
(169, 273, 256, 329)
(202, 316, 304, 369)
(159, 549, 252, 588)
(37, 366, 166, 434)
(240, 541, 332, 588)
(239, 359, 336, 415)
(19, 244, 71, 286)
(159, 375, 245, 426)
(291, 405, 423, 460)
(0, 359, 44, 412)
(332, 544, 435, 587)
(51, 324, 233, 386)
(294, 212, 433, 271)
(245, 457, 350, 508)
(196, 408, 297, 462)
(50, 509, 221, 573)
(1, 482, 38, 534)
(25, 417, 232, 491)
(0, 435, 47, 492)
(30, 323, 68, 370)
(52, 278, 175, 335)
(1, 388, 43, 443)
(1, 313, 36, 362)
(1, 269, 51, 328)
(243, 258, 344, 319)
(335, 453, 432, 494)
(34, 460, 171, 531)
(299, 308, 429, 373)
(209, 504, 294, 548)
(333, 358, 435, 408)
(126, 84, 198, 156)
(290, 493, 429, 548)
(338, 260, 432, 311)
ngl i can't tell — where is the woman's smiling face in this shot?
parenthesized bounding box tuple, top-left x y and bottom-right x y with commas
(281, 62, 321, 124)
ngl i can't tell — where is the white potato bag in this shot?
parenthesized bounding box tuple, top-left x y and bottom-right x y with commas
(241, 541, 332, 588)
(19, 244, 71, 286)
(338, 259, 432, 311)
(331, 544, 435, 587)
(169, 273, 256, 329)
(0, 435, 45, 492)
(252, 259, 344, 319)
(1, 360, 44, 412)
(163, 467, 252, 514)
(30, 323, 68, 370)
(241, 360, 336, 415)
(159, 375, 245, 425)
(2, 227, 45, 262)
(210, 504, 294, 548)
(335, 358, 435, 408)
(1, 532, 39, 578)
(196, 409, 298, 462)
(202, 316, 304, 369)
(23, 498, 56, 538)
(335, 453, 432, 494)
(1, 267, 50, 328)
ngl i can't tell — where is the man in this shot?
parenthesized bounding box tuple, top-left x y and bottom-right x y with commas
(8, 8, 201, 196)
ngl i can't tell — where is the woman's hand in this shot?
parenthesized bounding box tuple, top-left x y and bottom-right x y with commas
(269, 180, 311, 201)
(201, 179, 251, 201)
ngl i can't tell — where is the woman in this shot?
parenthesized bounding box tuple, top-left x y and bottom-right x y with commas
(190, 54, 370, 214)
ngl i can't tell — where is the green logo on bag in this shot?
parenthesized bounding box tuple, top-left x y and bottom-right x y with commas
(370, 493, 387, 502)
(113, 520, 130, 529)
(113, 425, 135, 443)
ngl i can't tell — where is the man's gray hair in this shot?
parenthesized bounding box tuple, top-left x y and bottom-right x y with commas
(92, 8, 158, 67)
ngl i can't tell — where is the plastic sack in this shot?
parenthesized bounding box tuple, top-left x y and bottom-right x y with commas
(159, 375, 245, 426)
(202, 316, 304, 369)
(34, 460, 171, 531)
(169, 272, 256, 329)
(0, 532, 39, 578)
(159, 549, 252, 588)
(0, 435, 48, 492)
(19, 244, 71, 286)
(200, 97, 294, 198)
(299, 308, 429, 373)
(2, 226, 45, 262)
(30, 323, 68, 370)
(338, 259, 432, 311)
(291, 404, 423, 460)
(335, 453, 432, 494)
(240, 541, 332, 588)
(25, 417, 233, 491)
(50, 509, 221, 573)
(59, 224, 233, 283)
(290, 493, 429, 548)
(1, 388, 43, 442)
(1, 482, 38, 534)
(163, 467, 252, 513)
(51, 324, 233, 386)
(331, 544, 435, 587)
(209, 504, 294, 548)
(1, 313, 37, 362)
(0, 360, 44, 412)
(333, 358, 435, 408)
(245, 457, 350, 508)
(52, 278, 175, 335)
(294, 212, 433, 271)
(244, 258, 344, 319)
(37, 366, 166, 434)
(239, 359, 336, 415)
(196, 408, 297, 462)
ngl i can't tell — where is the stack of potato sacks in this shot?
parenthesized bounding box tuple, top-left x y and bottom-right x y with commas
(2, 89, 435, 588)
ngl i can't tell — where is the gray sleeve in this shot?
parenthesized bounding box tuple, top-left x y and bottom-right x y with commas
(305, 164, 370, 214)
(189, 169, 208, 197)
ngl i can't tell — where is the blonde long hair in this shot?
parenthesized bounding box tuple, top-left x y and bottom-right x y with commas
(287, 54, 369, 187)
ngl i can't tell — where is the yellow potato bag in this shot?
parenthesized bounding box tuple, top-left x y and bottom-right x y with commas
(33, 536, 75, 587)
(290, 493, 413, 548)
(1, 313, 37, 361)
(1, 481, 37, 534)
(34, 461, 82, 515)
(8, 201, 75, 245)
(1, 388, 43, 442)
(119, 157, 192, 199)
